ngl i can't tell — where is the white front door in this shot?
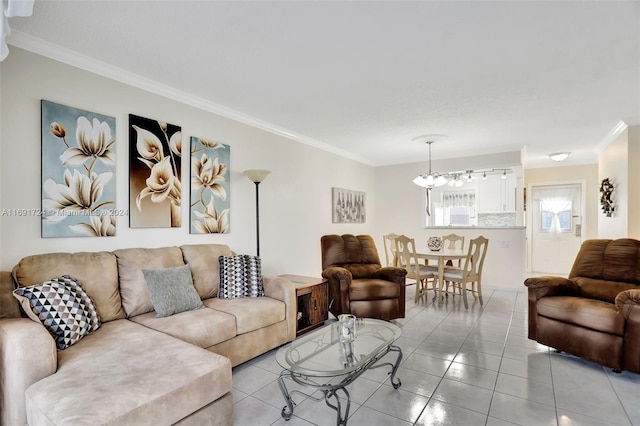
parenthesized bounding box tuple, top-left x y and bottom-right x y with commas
(530, 183, 583, 275)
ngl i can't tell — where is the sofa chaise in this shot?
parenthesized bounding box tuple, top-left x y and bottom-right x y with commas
(525, 238, 640, 373)
(0, 244, 296, 425)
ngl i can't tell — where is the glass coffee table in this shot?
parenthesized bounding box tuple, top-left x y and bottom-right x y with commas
(275, 318, 402, 425)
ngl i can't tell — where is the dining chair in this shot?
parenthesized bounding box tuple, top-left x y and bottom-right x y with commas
(442, 236, 489, 309)
(382, 233, 399, 267)
(441, 233, 465, 295)
(395, 235, 437, 303)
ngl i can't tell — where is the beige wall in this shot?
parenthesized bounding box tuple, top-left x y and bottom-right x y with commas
(628, 126, 640, 238)
(525, 164, 599, 240)
(598, 128, 630, 238)
(0, 48, 376, 273)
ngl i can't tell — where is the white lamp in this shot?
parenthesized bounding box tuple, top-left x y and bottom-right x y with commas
(412, 135, 449, 188)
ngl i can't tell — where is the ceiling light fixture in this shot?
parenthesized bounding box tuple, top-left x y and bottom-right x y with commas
(412, 135, 448, 188)
(549, 152, 570, 162)
(501, 170, 507, 180)
(482, 172, 487, 180)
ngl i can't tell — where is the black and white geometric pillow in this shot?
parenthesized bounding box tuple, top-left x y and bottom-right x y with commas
(218, 255, 265, 299)
(12, 275, 101, 350)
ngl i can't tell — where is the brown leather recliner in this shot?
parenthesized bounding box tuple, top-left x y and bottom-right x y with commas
(321, 234, 407, 321)
(525, 238, 640, 373)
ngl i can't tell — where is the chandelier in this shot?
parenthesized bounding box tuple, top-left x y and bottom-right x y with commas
(412, 135, 448, 188)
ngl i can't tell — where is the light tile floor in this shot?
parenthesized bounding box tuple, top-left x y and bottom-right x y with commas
(231, 286, 640, 425)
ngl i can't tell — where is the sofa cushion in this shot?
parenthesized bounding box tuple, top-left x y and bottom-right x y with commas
(537, 296, 625, 336)
(13, 275, 101, 350)
(129, 306, 237, 348)
(11, 251, 124, 322)
(349, 278, 401, 301)
(181, 244, 234, 299)
(143, 265, 204, 318)
(218, 255, 264, 298)
(24, 319, 232, 425)
(114, 246, 185, 317)
(573, 277, 639, 304)
(204, 297, 286, 335)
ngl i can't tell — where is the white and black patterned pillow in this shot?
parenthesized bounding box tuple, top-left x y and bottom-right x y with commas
(12, 275, 101, 350)
(218, 255, 265, 299)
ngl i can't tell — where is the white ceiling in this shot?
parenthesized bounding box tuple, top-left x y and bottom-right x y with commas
(7, 1, 640, 168)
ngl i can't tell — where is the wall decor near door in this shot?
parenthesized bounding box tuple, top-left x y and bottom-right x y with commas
(129, 114, 182, 228)
(599, 178, 615, 217)
(189, 137, 230, 234)
(332, 187, 366, 223)
(41, 100, 116, 237)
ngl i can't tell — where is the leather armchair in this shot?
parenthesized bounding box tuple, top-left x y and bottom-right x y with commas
(525, 238, 640, 373)
(321, 234, 407, 321)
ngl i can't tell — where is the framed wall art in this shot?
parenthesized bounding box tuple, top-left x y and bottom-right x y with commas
(332, 187, 365, 223)
(41, 100, 116, 237)
(129, 114, 182, 228)
(190, 137, 230, 234)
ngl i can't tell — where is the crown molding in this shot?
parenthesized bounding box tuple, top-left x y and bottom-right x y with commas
(7, 30, 372, 165)
(595, 120, 629, 153)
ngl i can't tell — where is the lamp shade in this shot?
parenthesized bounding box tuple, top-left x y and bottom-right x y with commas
(243, 169, 271, 183)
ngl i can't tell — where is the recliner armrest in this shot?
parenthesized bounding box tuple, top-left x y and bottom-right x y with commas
(373, 266, 407, 284)
(615, 289, 640, 373)
(322, 267, 352, 317)
(524, 276, 579, 300)
(615, 289, 640, 319)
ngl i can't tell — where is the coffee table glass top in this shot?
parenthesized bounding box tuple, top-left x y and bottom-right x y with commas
(276, 318, 401, 377)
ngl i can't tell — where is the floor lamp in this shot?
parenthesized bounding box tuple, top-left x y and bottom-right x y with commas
(243, 169, 271, 257)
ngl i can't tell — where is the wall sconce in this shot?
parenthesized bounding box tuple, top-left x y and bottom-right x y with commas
(243, 169, 271, 256)
(599, 177, 615, 217)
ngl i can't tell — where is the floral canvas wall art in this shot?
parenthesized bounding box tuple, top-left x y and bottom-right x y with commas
(332, 187, 366, 223)
(129, 114, 182, 228)
(41, 100, 117, 237)
(190, 137, 230, 234)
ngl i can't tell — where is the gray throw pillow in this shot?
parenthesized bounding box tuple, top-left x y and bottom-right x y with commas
(142, 265, 204, 318)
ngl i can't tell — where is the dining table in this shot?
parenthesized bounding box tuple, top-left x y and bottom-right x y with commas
(416, 248, 467, 302)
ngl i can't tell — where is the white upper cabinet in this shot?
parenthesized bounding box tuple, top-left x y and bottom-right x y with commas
(477, 174, 516, 213)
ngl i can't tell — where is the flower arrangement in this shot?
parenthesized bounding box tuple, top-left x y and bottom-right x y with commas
(190, 137, 230, 233)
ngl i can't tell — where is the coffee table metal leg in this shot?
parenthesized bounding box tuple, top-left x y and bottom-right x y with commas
(324, 387, 350, 426)
(388, 345, 403, 389)
(278, 371, 295, 420)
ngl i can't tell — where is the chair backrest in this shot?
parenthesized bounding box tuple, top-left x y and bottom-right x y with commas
(382, 233, 399, 266)
(321, 234, 382, 274)
(394, 235, 420, 271)
(459, 236, 489, 280)
(442, 233, 465, 250)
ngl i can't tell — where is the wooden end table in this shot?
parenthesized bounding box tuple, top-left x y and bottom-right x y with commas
(278, 274, 328, 337)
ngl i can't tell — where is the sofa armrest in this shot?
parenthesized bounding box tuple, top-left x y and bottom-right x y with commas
(0, 318, 57, 426)
(373, 266, 407, 285)
(615, 289, 640, 372)
(322, 266, 352, 317)
(263, 275, 297, 342)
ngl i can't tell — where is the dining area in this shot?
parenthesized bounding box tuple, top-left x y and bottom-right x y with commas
(383, 233, 489, 309)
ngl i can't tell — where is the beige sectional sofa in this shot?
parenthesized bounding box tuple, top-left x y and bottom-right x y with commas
(0, 244, 296, 425)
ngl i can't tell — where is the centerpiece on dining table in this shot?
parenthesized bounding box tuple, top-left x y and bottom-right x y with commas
(427, 236, 443, 251)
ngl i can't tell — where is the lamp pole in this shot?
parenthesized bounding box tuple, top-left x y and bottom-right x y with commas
(243, 170, 271, 257)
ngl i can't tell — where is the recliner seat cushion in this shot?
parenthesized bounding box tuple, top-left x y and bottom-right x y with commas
(537, 296, 625, 336)
(349, 278, 400, 301)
